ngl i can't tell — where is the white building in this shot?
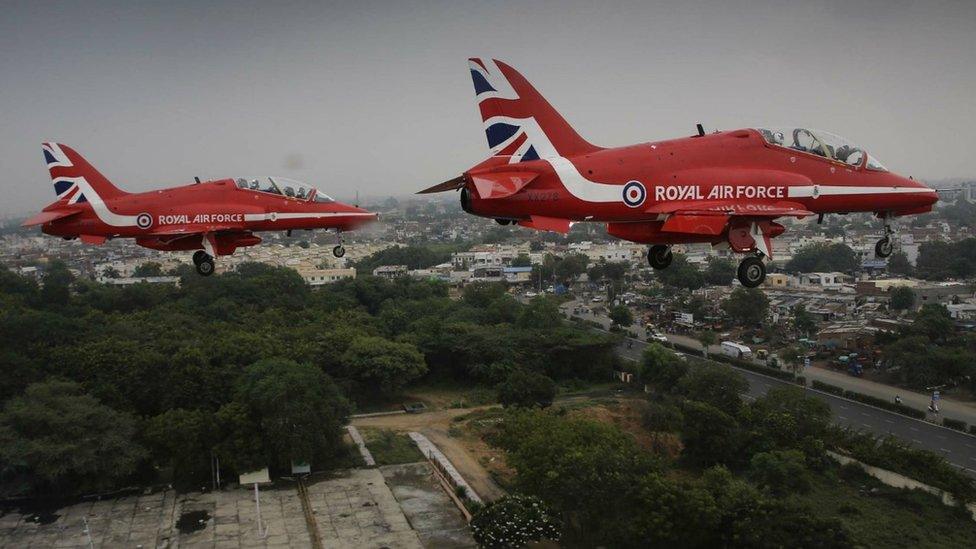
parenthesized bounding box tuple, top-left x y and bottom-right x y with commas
(298, 267, 356, 286)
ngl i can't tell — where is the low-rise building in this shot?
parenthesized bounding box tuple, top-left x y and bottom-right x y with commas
(373, 265, 407, 279)
(298, 268, 356, 287)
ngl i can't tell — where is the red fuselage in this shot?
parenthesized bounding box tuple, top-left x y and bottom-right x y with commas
(461, 128, 937, 243)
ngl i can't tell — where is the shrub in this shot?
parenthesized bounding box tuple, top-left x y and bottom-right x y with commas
(497, 370, 556, 409)
(943, 418, 967, 432)
(829, 428, 976, 503)
(470, 494, 561, 548)
(811, 380, 845, 396)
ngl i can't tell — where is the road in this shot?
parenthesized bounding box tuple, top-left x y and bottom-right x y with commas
(561, 299, 976, 476)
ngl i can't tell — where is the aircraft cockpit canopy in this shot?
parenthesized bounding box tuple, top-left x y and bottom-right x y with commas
(754, 127, 887, 171)
(235, 176, 335, 202)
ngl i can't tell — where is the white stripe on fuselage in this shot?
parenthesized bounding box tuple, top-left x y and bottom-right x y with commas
(788, 185, 935, 198)
(243, 212, 375, 222)
(58, 176, 139, 227)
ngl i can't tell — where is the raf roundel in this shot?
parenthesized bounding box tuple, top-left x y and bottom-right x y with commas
(136, 213, 153, 229)
(622, 181, 646, 208)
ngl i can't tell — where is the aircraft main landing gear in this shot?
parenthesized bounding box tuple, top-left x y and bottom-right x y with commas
(648, 245, 673, 270)
(737, 256, 766, 288)
(192, 250, 215, 277)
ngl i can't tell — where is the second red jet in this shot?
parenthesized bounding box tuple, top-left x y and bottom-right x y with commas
(24, 143, 377, 275)
(420, 59, 938, 287)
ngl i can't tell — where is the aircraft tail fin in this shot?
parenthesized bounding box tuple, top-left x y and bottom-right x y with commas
(467, 58, 601, 163)
(41, 143, 127, 204)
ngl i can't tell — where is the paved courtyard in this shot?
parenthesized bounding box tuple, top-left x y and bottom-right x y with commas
(0, 465, 471, 548)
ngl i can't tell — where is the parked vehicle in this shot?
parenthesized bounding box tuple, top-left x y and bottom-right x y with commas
(721, 341, 753, 360)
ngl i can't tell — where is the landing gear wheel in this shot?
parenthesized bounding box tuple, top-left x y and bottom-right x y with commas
(875, 237, 893, 258)
(333, 245, 346, 258)
(648, 245, 673, 270)
(495, 218, 512, 226)
(192, 250, 208, 266)
(195, 257, 215, 277)
(737, 256, 766, 288)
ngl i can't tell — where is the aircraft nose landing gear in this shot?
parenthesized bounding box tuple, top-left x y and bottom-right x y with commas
(875, 236, 893, 259)
(648, 245, 673, 270)
(332, 230, 346, 258)
(875, 214, 895, 258)
(737, 256, 766, 288)
(192, 250, 215, 277)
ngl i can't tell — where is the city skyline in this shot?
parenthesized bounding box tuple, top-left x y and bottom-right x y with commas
(2, 0, 975, 217)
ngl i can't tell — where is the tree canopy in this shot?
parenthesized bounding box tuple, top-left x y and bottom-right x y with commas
(785, 242, 858, 273)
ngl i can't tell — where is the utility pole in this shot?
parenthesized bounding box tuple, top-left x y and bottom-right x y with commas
(254, 483, 268, 538)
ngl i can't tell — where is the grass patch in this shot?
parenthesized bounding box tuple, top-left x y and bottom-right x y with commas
(805, 462, 976, 548)
(359, 428, 425, 466)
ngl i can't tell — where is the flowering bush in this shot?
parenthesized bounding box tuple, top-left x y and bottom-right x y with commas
(470, 494, 561, 548)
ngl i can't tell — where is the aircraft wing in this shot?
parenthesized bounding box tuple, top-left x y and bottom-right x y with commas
(518, 215, 572, 234)
(647, 200, 813, 218)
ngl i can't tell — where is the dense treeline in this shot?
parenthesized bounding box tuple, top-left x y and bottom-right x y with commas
(879, 304, 976, 391)
(914, 238, 976, 280)
(785, 242, 859, 273)
(488, 350, 976, 547)
(0, 262, 617, 497)
(352, 244, 463, 274)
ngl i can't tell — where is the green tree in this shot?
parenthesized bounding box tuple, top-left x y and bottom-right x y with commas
(624, 473, 721, 547)
(40, 260, 73, 306)
(655, 253, 704, 290)
(889, 286, 915, 311)
(697, 330, 717, 357)
(609, 305, 634, 327)
(144, 408, 216, 488)
(887, 251, 913, 276)
(746, 386, 831, 459)
(510, 253, 532, 267)
(517, 296, 562, 329)
(785, 242, 858, 273)
(553, 253, 589, 283)
(748, 449, 812, 495)
(497, 370, 556, 409)
(133, 262, 164, 277)
(470, 494, 561, 549)
(496, 410, 657, 543)
(677, 363, 748, 414)
(722, 287, 769, 326)
(639, 343, 686, 389)
(353, 245, 456, 274)
(792, 304, 817, 336)
(339, 336, 428, 396)
(703, 257, 736, 286)
(234, 359, 351, 468)
(680, 400, 741, 466)
(0, 379, 146, 495)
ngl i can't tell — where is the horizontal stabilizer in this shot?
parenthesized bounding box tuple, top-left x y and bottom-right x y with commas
(518, 215, 571, 234)
(471, 172, 537, 199)
(21, 209, 81, 227)
(417, 176, 465, 194)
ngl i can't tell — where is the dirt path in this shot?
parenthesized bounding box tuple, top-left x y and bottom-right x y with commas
(351, 406, 508, 502)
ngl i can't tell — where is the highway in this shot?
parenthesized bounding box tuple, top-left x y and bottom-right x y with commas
(614, 335, 976, 477)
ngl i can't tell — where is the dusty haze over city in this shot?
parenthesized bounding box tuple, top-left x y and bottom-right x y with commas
(1, 0, 974, 217)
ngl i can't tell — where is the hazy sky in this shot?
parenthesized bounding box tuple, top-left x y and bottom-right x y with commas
(2, 0, 974, 216)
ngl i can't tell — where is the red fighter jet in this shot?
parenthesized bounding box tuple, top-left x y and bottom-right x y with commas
(24, 143, 377, 276)
(419, 59, 938, 287)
